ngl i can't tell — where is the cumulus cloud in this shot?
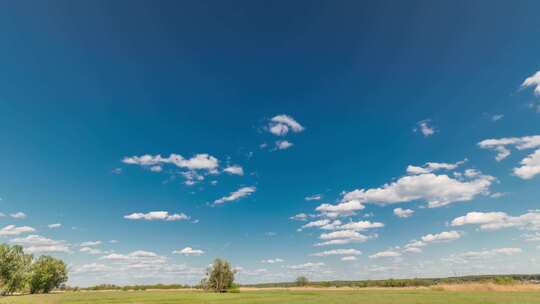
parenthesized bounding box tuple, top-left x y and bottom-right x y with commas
(316, 200, 365, 218)
(491, 114, 504, 122)
(10, 235, 71, 253)
(123, 153, 219, 171)
(421, 231, 461, 243)
(173, 247, 205, 256)
(267, 114, 305, 136)
(214, 186, 256, 205)
(406, 160, 466, 175)
(311, 249, 362, 257)
(341, 256, 357, 261)
(459, 247, 522, 259)
(80, 247, 103, 255)
(80, 241, 102, 247)
(369, 250, 402, 259)
(522, 70, 540, 96)
(338, 220, 384, 231)
(393, 208, 414, 218)
(414, 119, 436, 137)
(48, 223, 61, 229)
(261, 258, 284, 264)
(286, 262, 324, 271)
(451, 210, 540, 231)
(341, 171, 494, 208)
(0, 225, 35, 236)
(290, 213, 309, 221)
(10, 212, 26, 219)
(513, 149, 540, 180)
(124, 211, 190, 221)
(301, 219, 331, 229)
(305, 194, 322, 201)
(275, 140, 293, 150)
(478, 135, 540, 161)
(223, 165, 244, 176)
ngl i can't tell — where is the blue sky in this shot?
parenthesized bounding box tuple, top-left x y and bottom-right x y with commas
(1, 1, 540, 286)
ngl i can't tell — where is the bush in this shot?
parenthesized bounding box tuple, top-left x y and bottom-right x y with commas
(0, 244, 33, 295)
(29, 256, 68, 294)
(203, 259, 236, 292)
(295, 276, 309, 287)
(494, 276, 515, 285)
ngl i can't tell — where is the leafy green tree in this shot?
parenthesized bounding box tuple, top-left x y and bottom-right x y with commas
(204, 258, 236, 292)
(295, 276, 309, 287)
(0, 244, 33, 295)
(29, 256, 68, 294)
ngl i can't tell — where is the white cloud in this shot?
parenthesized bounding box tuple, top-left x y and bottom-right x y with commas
(290, 213, 309, 221)
(286, 262, 324, 271)
(10, 212, 26, 219)
(393, 208, 414, 218)
(80, 247, 103, 255)
(406, 160, 465, 175)
(414, 119, 436, 137)
(214, 186, 256, 205)
(305, 194, 322, 201)
(341, 256, 357, 261)
(123, 153, 219, 172)
(311, 249, 362, 257)
(369, 250, 402, 259)
(173, 247, 205, 256)
(522, 70, 540, 95)
(301, 219, 331, 229)
(451, 210, 540, 231)
(0, 225, 35, 236)
(10, 235, 70, 253)
(150, 165, 162, 172)
(316, 200, 365, 218)
(460, 248, 522, 259)
(267, 114, 305, 136)
(224, 165, 244, 176)
(275, 140, 293, 150)
(124, 211, 190, 221)
(261, 258, 284, 264)
(48, 223, 61, 229)
(338, 220, 384, 231)
(478, 135, 540, 161)
(341, 171, 494, 208)
(491, 114, 504, 122)
(319, 230, 367, 240)
(421, 231, 461, 243)
(513, 149, 540, 180)
(80, 241, 102, 247)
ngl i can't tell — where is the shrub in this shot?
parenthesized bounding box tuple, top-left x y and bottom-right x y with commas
(29, 256, 68, 294)
(0, 244, 33, 295)
(295, 276, 309, 287)
(203, 259, 236, 292)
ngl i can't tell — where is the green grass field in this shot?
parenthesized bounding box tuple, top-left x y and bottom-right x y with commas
(1, 290, 540, 304)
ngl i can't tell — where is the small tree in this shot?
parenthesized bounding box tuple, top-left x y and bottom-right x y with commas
(295, 276, 309, 287)
(29, 256, 68, 294)
(0, 244, 33, 295)
(204, 258, 236, 292)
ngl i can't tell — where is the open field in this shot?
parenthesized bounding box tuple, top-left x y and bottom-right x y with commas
(2, 289, 540, 304)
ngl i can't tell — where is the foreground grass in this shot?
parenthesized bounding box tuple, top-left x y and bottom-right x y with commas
(1, 290, 540, 304)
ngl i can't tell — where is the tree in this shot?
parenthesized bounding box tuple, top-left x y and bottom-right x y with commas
(295, 276, 309, 287)
(29, 256, 68, 294)
(0, 244, 33, 295)
(203, 258, 236, 292)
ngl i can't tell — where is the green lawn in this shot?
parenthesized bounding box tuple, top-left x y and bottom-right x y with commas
(1, 290, 540, 304)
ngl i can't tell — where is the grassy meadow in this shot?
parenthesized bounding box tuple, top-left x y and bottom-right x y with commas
(2, 289, 540, 304)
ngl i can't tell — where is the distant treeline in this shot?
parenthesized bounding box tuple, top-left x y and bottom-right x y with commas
(240, 274, 540, 288)
(72, 274, 540, 291)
